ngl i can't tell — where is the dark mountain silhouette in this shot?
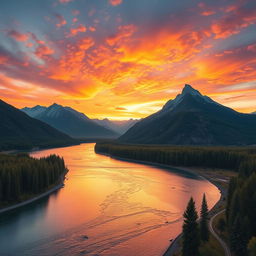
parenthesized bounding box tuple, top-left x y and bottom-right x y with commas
(0, 99, 76, 150)
(22, 103, 118, 138)
(118, 84, 256, 145)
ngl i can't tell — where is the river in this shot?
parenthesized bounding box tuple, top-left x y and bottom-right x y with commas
(0, 143, 220, 256)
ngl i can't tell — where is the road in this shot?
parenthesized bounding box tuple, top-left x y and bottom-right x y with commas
(209, 209, 231, 256)
(163, 209, 231, 256)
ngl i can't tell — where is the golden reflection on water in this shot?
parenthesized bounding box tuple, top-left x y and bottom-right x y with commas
(0, 143, 220, 256)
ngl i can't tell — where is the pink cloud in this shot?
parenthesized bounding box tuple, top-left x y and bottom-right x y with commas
(35, 45, 54, 58)
(201, 10, 216, 16)
(7, 30, 29, 42)
(212, 7, 256, 39)
(109, 0, 122, 6)
(72, 10, 80, 16)
(55, 14, 67, 28)
(59, 0, 73, 3)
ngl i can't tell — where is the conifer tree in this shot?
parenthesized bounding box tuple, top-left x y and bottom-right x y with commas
(182, 197, 200, 256)
(248, 237, 256, 256)
(200, 193, 209, 242)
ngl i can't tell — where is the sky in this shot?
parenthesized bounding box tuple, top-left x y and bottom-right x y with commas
(0, 0, 256, 119)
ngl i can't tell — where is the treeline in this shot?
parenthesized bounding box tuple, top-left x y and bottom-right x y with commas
(95, 142, 256, 255)
(0, 139, 79, 151)
(95, 143, 256, 173)
(226, 157, 256, 256)
(0, 153, 68, 205)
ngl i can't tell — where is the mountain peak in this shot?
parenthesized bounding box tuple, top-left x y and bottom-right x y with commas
(49, 103, 62, 109)
(162, 84, 219, 111)
(181, 84, 201, 96)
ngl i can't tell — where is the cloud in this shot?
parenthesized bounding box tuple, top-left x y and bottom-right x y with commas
(59, 0, 73, 3)
(115, 107, 127, 110)
(1, 0, 256, 117)
(7, 30, 29, 42)
(35, 45, 54, 58)
(69, 24, 87, 36)
(109, 0, 122, 6)
(211, 6, 256, 39)
(55, 14, 67, 28)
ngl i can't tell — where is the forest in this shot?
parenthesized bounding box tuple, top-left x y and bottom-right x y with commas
(0, 153, 68, 207)
(95, 143, 256, 256)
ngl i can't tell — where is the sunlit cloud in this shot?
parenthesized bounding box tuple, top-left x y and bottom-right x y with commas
(55, 14, 67, 28)
(69, 24, 87, 37)
(0, 0, 256, 118)
(7, 30, 29, 42)
(109, 0, 123, 6)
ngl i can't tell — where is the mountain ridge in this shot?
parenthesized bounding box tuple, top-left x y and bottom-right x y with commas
(0, 99, 76, 150)
(22, 104, 118, 138)
(118, 84, 256, 145)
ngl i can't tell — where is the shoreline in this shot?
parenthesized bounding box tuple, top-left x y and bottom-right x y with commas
(96, 151, 229, 256)
(0, 172, 67, 215)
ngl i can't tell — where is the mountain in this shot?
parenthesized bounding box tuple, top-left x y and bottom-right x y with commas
(252, 112, 256, 114)
(0, 99, 76, 150)
(22, 105, 47, 117)
(22, 104, 118, 138)
(118, 84, 256, 145)
(93, 118, 139, 134)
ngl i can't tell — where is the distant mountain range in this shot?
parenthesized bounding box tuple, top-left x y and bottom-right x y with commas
(118, 84, 256, 145)
(93, 118, 139, 134)
(0, 99, 76, 150)
(22, 104, 118, 138)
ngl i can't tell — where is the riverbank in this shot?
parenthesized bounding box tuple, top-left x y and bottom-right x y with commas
(95, 152, 234, 256)
(162, 167, 233, 256)
(0, 171, 67, 214)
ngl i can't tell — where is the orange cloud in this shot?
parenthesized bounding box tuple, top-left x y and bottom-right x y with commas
(35, 45, 54, 58)
(2, 1, 256, 119)
(69, 24, 87, 36)
(89, 26, 96, 32)
(106, 24, 136, 46)
(7, 30, 29, 42)
(56, 14, 67, 28)
(116, 107, 127, 110)
(212, 7, 256, 39)
(109, 0, 122, 6)
(201, 10, 215, 16)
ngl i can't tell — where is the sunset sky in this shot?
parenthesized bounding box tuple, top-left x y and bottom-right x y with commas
(0, 0, 256, 119)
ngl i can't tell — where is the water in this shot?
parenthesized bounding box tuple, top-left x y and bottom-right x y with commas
(0, 143, 220, 256)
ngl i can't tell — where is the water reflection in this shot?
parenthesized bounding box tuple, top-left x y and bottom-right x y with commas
(0, 143, 220, 256)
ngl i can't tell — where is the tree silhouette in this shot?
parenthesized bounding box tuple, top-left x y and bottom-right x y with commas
(182, 197, 200, 256)
(200, 193, 209, 242)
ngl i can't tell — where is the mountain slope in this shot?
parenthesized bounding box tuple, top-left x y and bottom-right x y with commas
(93, 118, 139, 134)
(22, 104, 118, 138)
(118, 84, 256, 145)
(0, 99, 76, 150)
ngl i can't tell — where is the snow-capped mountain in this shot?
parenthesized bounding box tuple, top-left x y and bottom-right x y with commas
(22, 104, 118, 138)
(0, 99, 75, 150)
(22, 105, 47, 118)
(118, 84, 256, 145)
(162, 84, 220, 111)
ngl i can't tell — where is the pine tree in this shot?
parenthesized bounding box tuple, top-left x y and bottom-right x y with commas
(248, 237, 256, 256)
(200, 193, 209, 242)
(182, 197, 200, 256)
